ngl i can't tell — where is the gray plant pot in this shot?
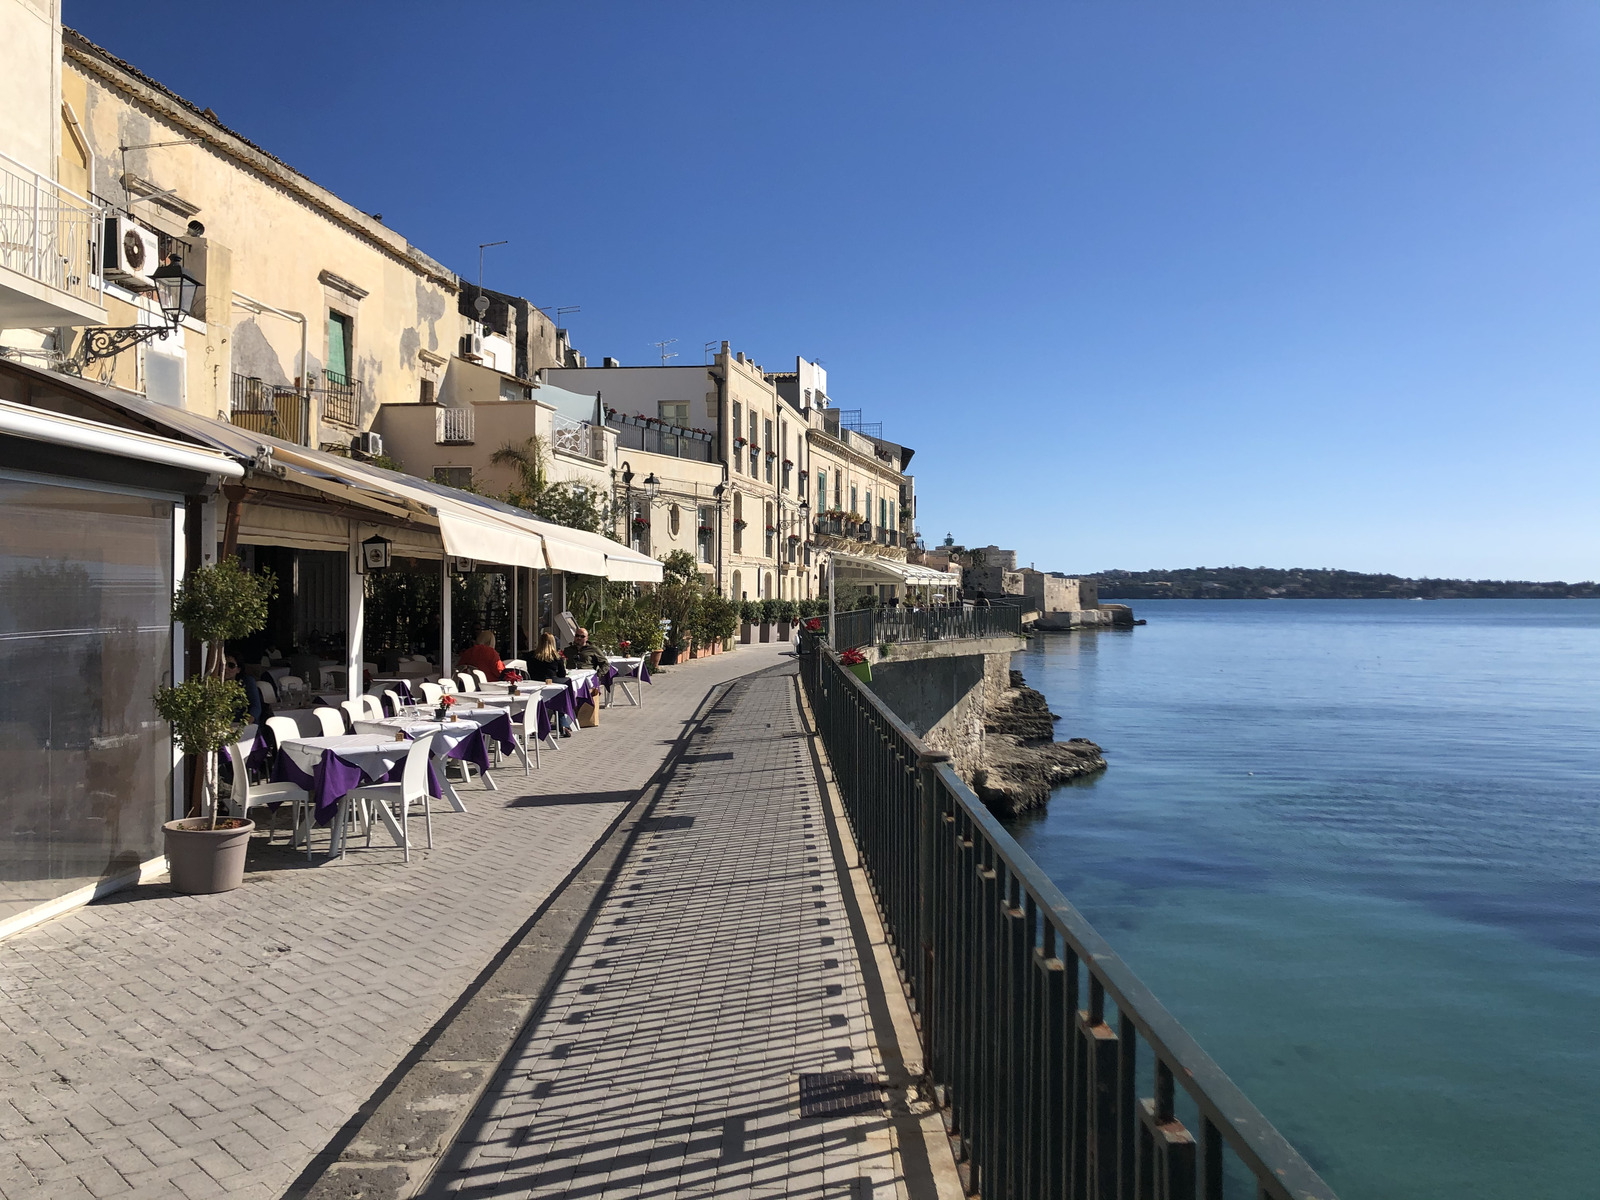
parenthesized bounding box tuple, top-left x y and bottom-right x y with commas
(740, 622, 753, 644)
(164, 818, 255, 895)
(759, 623, 773, 643)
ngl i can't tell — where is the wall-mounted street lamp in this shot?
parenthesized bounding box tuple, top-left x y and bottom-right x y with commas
(360, 533, 394, 573)
(77, 255, 204, 367)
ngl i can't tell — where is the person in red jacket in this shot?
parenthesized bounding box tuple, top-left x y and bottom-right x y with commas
(456, 630, 504, 681)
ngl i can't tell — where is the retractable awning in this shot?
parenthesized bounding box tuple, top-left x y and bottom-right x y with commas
(830, 552, 961, 587)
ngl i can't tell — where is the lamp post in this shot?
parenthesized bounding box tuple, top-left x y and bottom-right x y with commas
(75, 255, 204, 368)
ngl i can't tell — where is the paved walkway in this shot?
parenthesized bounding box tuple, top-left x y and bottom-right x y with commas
(428, 666, 914, 1200)
(0, 643, 791, 1200)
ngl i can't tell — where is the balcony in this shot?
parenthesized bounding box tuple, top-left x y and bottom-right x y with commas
(552, 413, 605, 462)
(229, 373, 307, 445)
(0, 150, 106, 327)
(435, 406, 474, 445)
(316, 371, 362, 428)
(605, 412, 713, 462)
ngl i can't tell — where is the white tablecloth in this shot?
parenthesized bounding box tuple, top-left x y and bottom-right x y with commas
(279, 734, 409, 781)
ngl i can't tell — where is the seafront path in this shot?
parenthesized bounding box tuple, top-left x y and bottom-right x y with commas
(0, 644, 956, 1200)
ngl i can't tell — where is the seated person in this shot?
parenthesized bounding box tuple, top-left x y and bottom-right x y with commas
(225, 651, 264, 725)
(526, 632, 574, 736)
(456, 630, 505, 681)
(561, 626, 609, 673)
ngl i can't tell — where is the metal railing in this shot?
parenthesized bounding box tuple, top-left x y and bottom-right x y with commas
(797, 638, 1338, 1200)
(317, 371, 361, 427)
(552, 412, 605, 460)
(607, 416, 713, 461)
(229, 373, 307, 445)
(436, 405, 475, 444)
(0, 150, 102, 308)
(830, 605, 1023, 649)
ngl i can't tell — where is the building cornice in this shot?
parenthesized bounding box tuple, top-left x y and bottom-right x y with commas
(806, 427, 903, 477)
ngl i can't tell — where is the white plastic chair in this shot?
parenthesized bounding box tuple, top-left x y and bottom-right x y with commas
(419, 682, 443, 705)
(266, 715, 303, 749)
(554, 610, 577, 649)
(313, 707, 346, 737)
(516, 699, 541, 773)
(359, 695, 384, 721)
(257, 678, 278, 706)
(339, 699, 364, 730)
(438, 677, 458, 695)
(226, 741, 309, 845)
(454, 672, 477, 694)
(334, 733, 435, 862)
(471, 669, 490, 690)
(382, 688, 405, 717)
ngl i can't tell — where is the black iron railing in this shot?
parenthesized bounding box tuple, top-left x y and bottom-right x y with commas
(229, 373, 307, 445)
(830, 605, 1023, 649)
(797, 637, 1338, 1200)
(317, 370, 362, 428)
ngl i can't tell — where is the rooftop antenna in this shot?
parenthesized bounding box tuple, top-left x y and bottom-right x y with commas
(477, 240, 509, 291)
(704, 340, 719, 364)
(651, 338, 678, 366)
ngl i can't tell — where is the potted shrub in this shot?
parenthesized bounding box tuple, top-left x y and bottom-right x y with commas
(154, 558, 274, 895)
(775, 599, 799, 640)
(758, 598, 780, 643)
(739, 599, 759, 644)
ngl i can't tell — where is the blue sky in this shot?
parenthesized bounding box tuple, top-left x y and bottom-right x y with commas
(69, 2, 1599, 580)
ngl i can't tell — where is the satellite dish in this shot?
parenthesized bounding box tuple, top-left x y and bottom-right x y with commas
(473, 294, 490, 318)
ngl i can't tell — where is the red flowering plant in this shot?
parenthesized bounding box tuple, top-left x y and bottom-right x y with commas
(803, 617, 822, 633)
(439, 694, 456, 707)
(501, 669, 524, 683)
(839, 647, 867, 666)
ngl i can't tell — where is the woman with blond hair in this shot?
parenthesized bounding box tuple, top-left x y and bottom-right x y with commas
(526, 631, 574, 736)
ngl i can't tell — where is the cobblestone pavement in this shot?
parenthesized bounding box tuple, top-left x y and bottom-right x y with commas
(0, 644, 792, 1200)
(429, 665, 911, 1200)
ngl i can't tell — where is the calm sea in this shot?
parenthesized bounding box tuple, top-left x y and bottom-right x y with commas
(1008, 599, 1600, 1200)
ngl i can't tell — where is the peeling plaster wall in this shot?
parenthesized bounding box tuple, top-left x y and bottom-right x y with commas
(65, 40, 463, 444)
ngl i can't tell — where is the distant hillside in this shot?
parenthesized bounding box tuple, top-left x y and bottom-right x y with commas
(1092, 567, 1600, 600)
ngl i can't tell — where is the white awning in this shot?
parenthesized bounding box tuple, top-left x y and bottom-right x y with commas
(830, 552, 961, 587)
(0, 398, 243, 479)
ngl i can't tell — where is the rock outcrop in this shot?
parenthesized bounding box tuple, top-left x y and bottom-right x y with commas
(971, 669, 1106, 816)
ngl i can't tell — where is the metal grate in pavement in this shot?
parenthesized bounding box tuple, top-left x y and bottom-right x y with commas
(798, 1071, 885, 1118)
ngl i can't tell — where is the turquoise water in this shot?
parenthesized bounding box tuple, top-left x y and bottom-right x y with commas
(1008, 600, 1600, 1199)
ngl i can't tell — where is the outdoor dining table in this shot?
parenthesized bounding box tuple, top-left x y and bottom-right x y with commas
(355, 710, 515, 802)
(272, 733, 444, 827)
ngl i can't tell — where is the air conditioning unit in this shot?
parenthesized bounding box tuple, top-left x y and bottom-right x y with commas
(351, 431, 383, 457)
(102, 216, 159, 288)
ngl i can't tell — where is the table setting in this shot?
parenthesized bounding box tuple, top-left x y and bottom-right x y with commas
(272, 732, 444, 825)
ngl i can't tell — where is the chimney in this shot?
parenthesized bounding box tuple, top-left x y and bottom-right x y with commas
(603, 356, 620, 368)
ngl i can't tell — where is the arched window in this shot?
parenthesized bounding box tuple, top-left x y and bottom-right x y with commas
(732, 569, 743, 600)
(670, 505, 681, 536)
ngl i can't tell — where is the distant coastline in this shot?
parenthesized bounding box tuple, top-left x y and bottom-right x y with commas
(1093, 567, 1599, 601)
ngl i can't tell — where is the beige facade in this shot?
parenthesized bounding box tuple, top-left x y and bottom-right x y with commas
(1019, 569, 1098, 614)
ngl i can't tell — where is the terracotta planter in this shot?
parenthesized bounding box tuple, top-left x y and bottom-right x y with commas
(164, 817, 255, 895)
(649, 649, 663, 669)
(711, 640, 721, 655)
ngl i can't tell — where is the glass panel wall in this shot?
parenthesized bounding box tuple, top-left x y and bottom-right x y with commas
(0, 476, 174, 924)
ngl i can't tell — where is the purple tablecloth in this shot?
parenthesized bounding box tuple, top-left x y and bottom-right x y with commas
(438, 711, 515, 772)
(534, 688, 577, 741)
(273, 743, 443, 825)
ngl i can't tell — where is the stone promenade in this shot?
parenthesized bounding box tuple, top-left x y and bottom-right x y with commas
(0, 643, 791, 1200)
(426, 666, 927, 1200)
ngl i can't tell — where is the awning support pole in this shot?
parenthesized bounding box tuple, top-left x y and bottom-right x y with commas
(347, 523, 365, 704)
(828, 554, 836, 648)
(441, 556, 453, 677)
(511, 566, 518, 662)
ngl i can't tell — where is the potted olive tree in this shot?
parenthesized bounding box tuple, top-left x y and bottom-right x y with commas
(154, 558, 274, 895)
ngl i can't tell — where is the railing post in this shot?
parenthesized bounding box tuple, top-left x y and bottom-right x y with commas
(31, 169, 42, 281)
(916, 748, 950, 1066)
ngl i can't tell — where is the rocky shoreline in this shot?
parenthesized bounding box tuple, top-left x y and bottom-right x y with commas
(971, 670, 1106, 816)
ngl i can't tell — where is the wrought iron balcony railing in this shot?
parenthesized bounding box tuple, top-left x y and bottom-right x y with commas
(435, 406, 475, 444)
(229, 373, 306, 446)
(317, 370, 361, 428)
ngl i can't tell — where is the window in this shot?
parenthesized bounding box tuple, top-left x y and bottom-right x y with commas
(764, 419, 773, 483)
(326, 311, 353, 384)
(733, 400, 741, 446)
(765, 502, 775, 558)
(879, 496, 887, 529)
(733, 492, 743, 554)
(660, 401, 689, 428)
(434, 466, 472, 489)
(816, 471, 825, 511)
(697, 505, 713, 563)
(749, 412, 759, 475)
(851, 485, 858, 516)
(866, 490, 873, 529)
(500, 380, 530, 402)
(419, 378, 436, 405)
(834, 473, 842, 508)
(889, 500, 896, 531)
(669, 505, 681, 536)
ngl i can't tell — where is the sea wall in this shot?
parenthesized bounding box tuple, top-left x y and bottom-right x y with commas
(861, 641, 1104, 817)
